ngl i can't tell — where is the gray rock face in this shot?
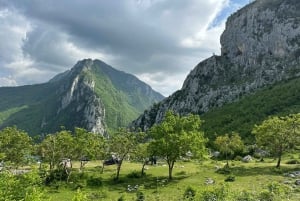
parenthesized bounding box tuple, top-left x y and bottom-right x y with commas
(56, 60, 107, 135)
(132, 0, 300, 130)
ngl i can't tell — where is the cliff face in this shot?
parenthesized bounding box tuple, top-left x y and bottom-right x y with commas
(132, 0, 300, 130)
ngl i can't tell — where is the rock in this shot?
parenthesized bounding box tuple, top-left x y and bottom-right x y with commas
(242, 155, 252, 163)
(295, 179, 300, 185)
(205, 178, 215, 185)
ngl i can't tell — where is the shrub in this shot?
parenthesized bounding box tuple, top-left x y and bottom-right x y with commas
(285, 159, 300, 164)
(183, 186, 196, 200)
(127, 171, 142, 179)
(136, 191, 145, 201)
(45, 169, 68, 184)
(216, 167, 231, 175)
(234, 156, 243, 161)
(224, 175, 235, 182)
(86, 176, 102, 187)
(257, 190, 274, 201)
(117, 195, 126, 201)
(199, 184, 229, 201)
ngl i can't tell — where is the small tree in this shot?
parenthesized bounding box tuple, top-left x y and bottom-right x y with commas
(134, 142, 150, 176)
(0, 126, 33, 168)
(73, 128, 105, 171)
(214, 132, 244, 167)
(108, 128, 140, 180)
(149, 111, 207, 180)
(253, 114, 300, 168)
(39, 129, 74, 170)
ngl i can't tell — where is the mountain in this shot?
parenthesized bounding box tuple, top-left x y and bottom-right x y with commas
(0, 59, 164, 136)
(132, 0, 300, 135)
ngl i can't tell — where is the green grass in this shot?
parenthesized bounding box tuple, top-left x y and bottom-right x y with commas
(44, 157, 300, 200)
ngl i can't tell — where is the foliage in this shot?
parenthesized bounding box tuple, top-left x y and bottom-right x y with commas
(135, 191, 145, 201)
(198, 184, 230, 201)
(149, 111, 207, 179)
(108, 128, 141, 180)
(202, 77, 300, 143)
(183, 186, 196, 200)
(252, 113, 300, 168)
(133, 142, 150, 176)
(86, 176, 103, 187)
(214, 132, 244, 167)
(72, 189, 88, 201)
(0, 170, 47, 201)
(73, 127, 105, 170)
(224, 175, 235, 182)
(39, 129, 74, 170)
(0, 126, 33, 167)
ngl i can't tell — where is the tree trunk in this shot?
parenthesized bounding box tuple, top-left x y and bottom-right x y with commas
(101, 161, 105, 174)
(141, 161, 146, 176)
(276, 153, 282, 168)
(116, 160, 123, 180)
(168, 161, 175, 180)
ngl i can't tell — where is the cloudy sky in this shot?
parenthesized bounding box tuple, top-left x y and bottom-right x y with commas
(0, 0, 249, 96)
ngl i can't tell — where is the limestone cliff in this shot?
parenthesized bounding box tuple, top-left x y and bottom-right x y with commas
(132, 0, 300, 130)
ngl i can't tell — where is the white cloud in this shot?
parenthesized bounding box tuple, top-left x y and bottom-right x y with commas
(0, 76, 17, 87)
(0, 0, 243, 96)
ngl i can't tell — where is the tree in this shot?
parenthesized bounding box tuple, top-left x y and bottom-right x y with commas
(108, 128, 140, 180)
(73, 128, 105, 171)
(149, 111, 207, 179)
(134, 142, 150, 176)
(214, 132, 244, 167)
(0, 127, 33, 168)
(39, 129, 74, 170)
(252, 114, 300, 168)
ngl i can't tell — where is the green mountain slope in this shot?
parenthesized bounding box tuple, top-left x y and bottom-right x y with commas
(202, 77, 300, 143)
(0, 59, 164, 136)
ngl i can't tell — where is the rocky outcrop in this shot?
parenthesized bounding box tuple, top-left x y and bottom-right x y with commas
(132, 0, 300, 130)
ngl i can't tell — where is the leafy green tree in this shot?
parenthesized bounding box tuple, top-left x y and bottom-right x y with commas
(73, 127, 106, 170)
(39, 129, 74, 170)
(214, 132, 244, 167)
(134, 142, 150, 176)
(253, 114, 300, 168)
(0, 126, 33, 168)
(108, 128, 140, 180)
(149, 111, 207, 179)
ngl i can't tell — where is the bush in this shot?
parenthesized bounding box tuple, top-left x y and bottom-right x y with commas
(234, 156, 243, 161)
(86, 176, 102, 187)
(127, 171, 142, 179)
(136, 191, 145, 201)
(224, 175, 235, 182)
(234, 191, 256, 201)
(183, 186, 196, 200)
(199, 184, 229, 201)
(117, 195, 126, 201)
(257, 190, 274, 201)
(216, 167, 231, 175)
(45, 169, 68, 184)
(285, 159, 300, 164)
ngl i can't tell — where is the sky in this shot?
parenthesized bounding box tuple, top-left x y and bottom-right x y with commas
(0, 0, 250, 96)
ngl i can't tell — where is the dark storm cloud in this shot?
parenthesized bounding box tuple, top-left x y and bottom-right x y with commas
(0, 0, 249, 95)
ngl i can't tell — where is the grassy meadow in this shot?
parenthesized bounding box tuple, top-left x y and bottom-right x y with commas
(44, 155, 300, 200)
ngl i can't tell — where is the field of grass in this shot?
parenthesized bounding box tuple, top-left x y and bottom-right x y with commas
(45, 156, 300, 200)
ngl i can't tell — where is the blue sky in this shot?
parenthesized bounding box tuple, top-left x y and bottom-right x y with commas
(0, 0, 249, 96)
